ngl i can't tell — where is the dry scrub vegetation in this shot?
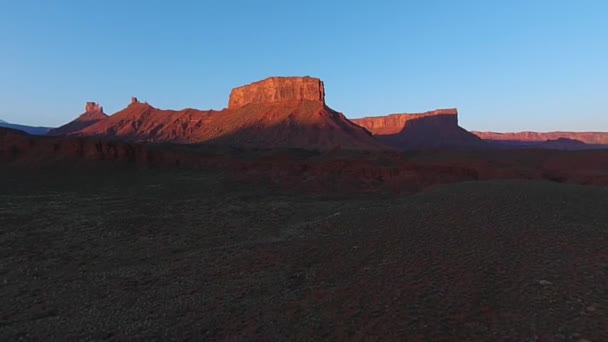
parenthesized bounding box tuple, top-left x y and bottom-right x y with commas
(1, 165, 607, 340)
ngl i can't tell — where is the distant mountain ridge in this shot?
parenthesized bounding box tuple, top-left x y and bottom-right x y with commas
(0, 120, 52, 135)
(473, 131, 608, 145)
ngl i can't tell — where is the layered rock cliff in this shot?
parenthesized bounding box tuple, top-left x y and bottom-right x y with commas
(228, 76, 325, 108)
(352, 109, 485, 149)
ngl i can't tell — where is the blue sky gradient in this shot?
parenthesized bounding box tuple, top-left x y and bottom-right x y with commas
(1, 0, 606, 131)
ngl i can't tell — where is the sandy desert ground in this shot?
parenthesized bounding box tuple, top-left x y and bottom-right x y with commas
(1, 164, 606, 341)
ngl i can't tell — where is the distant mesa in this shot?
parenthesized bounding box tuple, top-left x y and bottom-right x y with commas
(228, 76, 325, 109)
(354, 109, 459, 135)
(353, 109, 485, 150)
(473, 131, 608, 145)
(0, 119, 51, 136)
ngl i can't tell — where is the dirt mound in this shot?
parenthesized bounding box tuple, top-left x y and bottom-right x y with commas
(353, 109, 485, 149)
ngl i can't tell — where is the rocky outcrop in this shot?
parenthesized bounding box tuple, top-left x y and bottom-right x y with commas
(353, 109, 485, 150)
(85, 102, 103, 113)
(228, 76, 325, 108)
(48, 102, 109, 136)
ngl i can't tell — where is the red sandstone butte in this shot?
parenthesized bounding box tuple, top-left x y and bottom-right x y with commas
(85, 102, 103, 113)
(228, 76, 325, 108)
(49, 102, 109, 136)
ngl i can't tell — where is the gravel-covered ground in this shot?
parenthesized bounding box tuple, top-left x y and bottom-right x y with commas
(1, 165, 607, 341)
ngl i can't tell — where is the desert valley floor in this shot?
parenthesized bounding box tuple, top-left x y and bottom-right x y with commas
(1, 164, 606, 341)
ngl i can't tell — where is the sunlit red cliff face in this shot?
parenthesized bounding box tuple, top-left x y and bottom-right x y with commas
(49, 102, 108, 136)
(228, 76, 325, 108)
(352, 109, 485, 150)
(55, 77, 384, 151)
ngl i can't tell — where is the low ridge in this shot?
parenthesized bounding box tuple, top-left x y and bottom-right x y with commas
(0, 120, 51, 135)
(473, 131, 608, 145)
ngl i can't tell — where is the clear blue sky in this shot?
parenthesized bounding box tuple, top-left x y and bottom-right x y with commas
(1, 0, 606, 131)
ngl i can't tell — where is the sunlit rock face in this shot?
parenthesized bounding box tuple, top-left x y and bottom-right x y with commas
(85, 102, 103, 113)
(228, 76, 325, 108)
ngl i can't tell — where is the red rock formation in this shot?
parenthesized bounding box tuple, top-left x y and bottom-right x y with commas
(48, 102, 109, 136)
(77, 99, 383, 150)
(85, 102, 103, 113)
(352, 109, 484, 149)
(228, 77, 325, 108)
(70, 78, 383, 150)
(354, 109, 459, 135)
(473, 131, 608, 145)
(77, 101, 218, 142)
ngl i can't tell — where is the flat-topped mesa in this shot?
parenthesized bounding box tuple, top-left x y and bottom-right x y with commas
(353, 109, 459, 135)
(228, 76, 325, 109)
(85, 102, 103, 113)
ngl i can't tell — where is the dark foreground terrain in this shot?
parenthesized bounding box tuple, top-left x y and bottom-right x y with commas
(1, 165, 607, 341)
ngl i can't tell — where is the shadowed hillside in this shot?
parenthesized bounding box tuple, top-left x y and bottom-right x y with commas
(3, 127, 608, 192)
(353, 109, 485, 150)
